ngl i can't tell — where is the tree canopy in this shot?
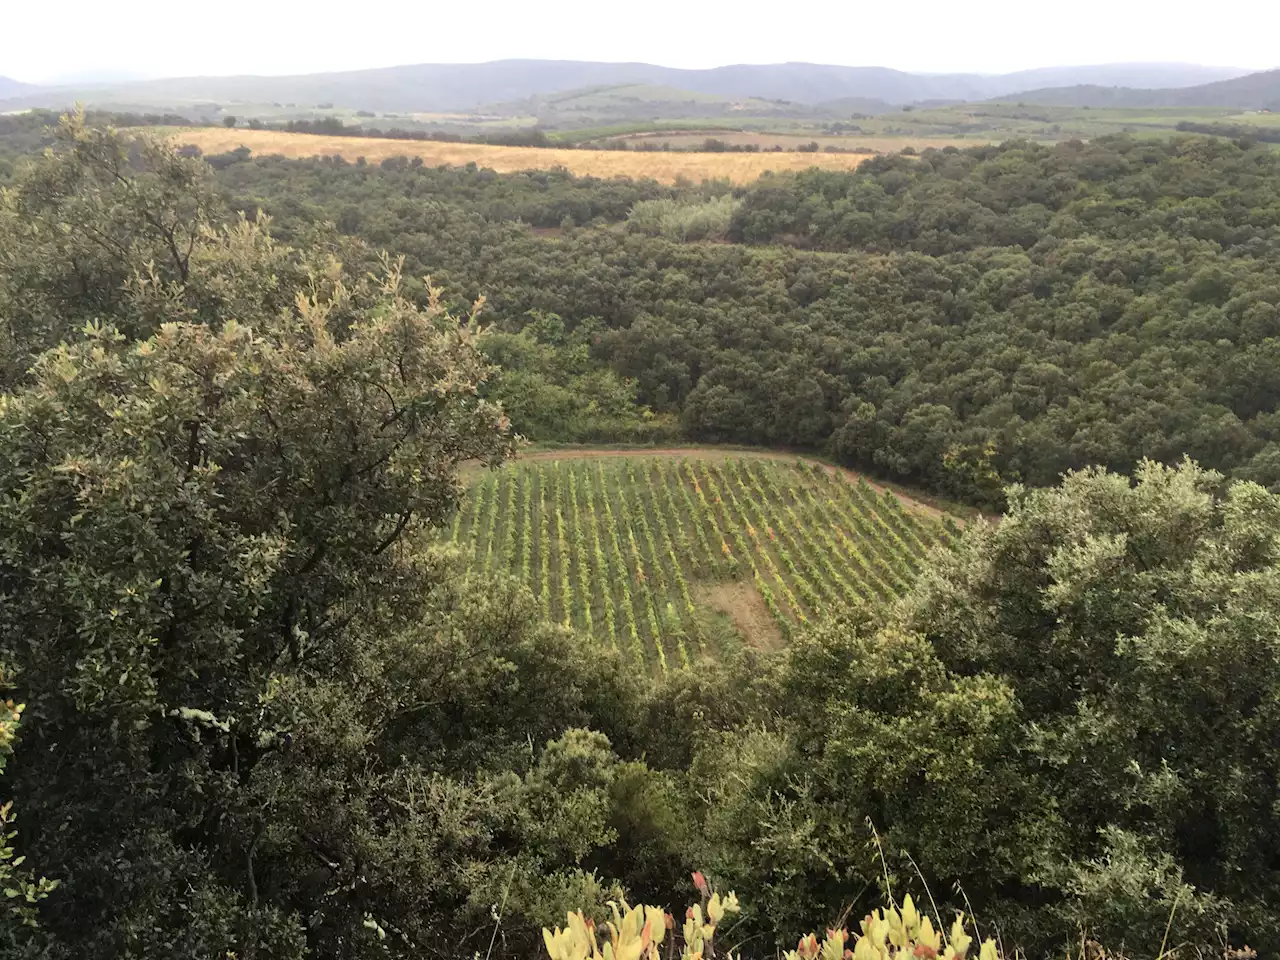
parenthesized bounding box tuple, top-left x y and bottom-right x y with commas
(198, 134, 1280, 508)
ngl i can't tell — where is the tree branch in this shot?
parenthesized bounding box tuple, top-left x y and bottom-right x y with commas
(371, 510, 413, 556)
(246, 830, 262, 909)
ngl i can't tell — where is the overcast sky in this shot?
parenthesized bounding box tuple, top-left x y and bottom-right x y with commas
(4, 0, 1278, 83)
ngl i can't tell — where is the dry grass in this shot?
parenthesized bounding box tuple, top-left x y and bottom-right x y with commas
(697, 580, 784, 652)
(149, 127, 878, 185)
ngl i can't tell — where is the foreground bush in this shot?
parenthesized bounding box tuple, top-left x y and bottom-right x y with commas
(689, 461, 1279, 957)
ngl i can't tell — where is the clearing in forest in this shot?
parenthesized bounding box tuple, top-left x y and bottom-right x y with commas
(153, 128, 878, 184)
(444, 455, 958, 670)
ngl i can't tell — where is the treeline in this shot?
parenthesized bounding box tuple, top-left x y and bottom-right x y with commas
(262, 114, 563, 147)
(211, 134, 1280, 508)
(725, 137, 1280, 252)
(215, 154, 680, 225)
(0, 112, 53, 172)
(1175, 118, 1280, 143)
(0, 109, 189, 176)
(697, 137, 865, 153)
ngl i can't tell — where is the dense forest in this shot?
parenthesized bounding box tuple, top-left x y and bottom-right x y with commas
(2, 114, 1280, 960)
(174, 131, 1280, 509)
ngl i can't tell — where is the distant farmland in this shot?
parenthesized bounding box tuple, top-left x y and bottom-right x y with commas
(610, 130, 985, 152)
(151, 127, 878, 184)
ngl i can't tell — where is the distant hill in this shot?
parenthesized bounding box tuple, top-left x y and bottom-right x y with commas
(810, 96, 897, 116)
(0, 60, 1259, 115)
(0, 76, 38, 99)
(1, 61, 969, 113)
(1003, 68, 1280, 109)
(489, 82, 895, 132)
(982, 63, 1249, 96)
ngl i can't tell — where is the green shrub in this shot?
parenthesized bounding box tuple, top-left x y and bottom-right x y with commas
(672, 462, 1276, 959)
(626, 196, 743, 242)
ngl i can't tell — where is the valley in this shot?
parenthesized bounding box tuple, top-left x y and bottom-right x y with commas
(3, 35, 1280, 959)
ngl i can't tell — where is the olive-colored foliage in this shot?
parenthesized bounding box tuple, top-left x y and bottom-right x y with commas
(0, 119, 682, 958)
(239, 584, 651, 956)
(1, 281, 511, 717)
(0, 111, 393, 391)
(0, 111, 218, 371)
(689, 623, 1029, 947)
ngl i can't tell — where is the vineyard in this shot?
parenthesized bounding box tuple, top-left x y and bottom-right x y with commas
(445, 455, 959, 670)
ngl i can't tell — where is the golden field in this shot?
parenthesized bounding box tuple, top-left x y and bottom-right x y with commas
(146, 127, 878, 184)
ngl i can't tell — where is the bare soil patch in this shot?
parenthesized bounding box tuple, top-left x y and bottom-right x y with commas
(697, 580, 784, 652)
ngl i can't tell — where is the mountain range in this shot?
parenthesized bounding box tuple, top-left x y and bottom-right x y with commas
(0, 60, 1266, 114)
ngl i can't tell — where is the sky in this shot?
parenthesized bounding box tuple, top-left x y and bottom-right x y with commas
(4, 0, 1278, 83)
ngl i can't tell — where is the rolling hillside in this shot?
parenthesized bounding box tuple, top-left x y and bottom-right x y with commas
(988, 62, 1248, 93)
(1007, 67, 1280, 108)
(492, 82, 890, 130)
(0, 76, 36, 99)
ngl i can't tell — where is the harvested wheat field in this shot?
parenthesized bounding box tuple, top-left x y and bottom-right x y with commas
(150, 127, 877, 184)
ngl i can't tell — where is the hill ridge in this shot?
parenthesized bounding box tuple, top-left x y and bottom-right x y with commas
(0, 59, 1257, 113)
(0, 75, 37, 99)
(997, 66, 1280, 108)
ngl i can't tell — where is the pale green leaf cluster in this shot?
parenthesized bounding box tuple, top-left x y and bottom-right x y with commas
(544, 883, 738, 960)
(786, 896, 997, 960)
(626, 196, 743, 242)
